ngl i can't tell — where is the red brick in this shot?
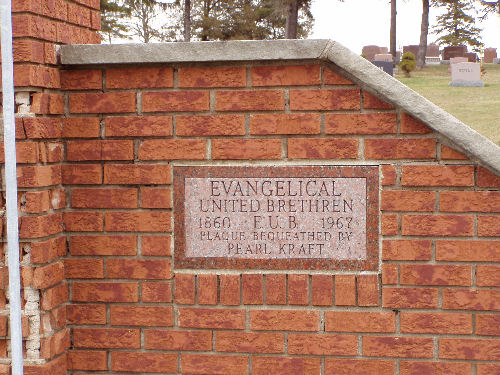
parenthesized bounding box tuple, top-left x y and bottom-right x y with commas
(142, 91, 209, 112)
(325, 359, 395, 375)
(16, 66, 60, 89)
(67, 350, 107, 371)
(61, 69, 101, 90)
(110, 305, 173, 326)
(197, 274, 217, 305)
(20, 190, 50, 214)
(23, 117, 61, 138)
(175, 274, 195, 304)
(216, 331, 284, 353)
(177, 114, 245, 136)
(402, 165, 474, 186)
(13, 39, 44, 63)
(40, 283, 68, 310)
(216, 90, 284, 111)
(251, 113, 320, 135)
(12, 0, 41, 14)
(381, 190, 435, 212)
(139, 139, 206, 160)
(363, 92, 393, 109)
(288, 274, 308, 305)
(63, 211, 103, 232)
(72, 282, 138, 302)
(443, 289, 500, 311)
(145, 329, 211, 351)
(383, 287, 438, 308)
(181, 354, 248, 375)
(476, 315, 500, 335)
(106, 67, 173, 88)
(400, 361, 471, 375)
(70, 235, 137, 256)
(212, 139, 281, 160)
(383, 240, 432, 260)
(106, 116, 172, 137)
(478, 215, 500, 236)
(478, 167, 500, 187)
(440, 191, 500, 212)
(12, 14, 57, 41)
(104, 164, 171, 185)
(311, 275, 333, 306)
(440, 338, 500, 360)
(178, 308, 245, 329)
(18, 164, 61, 187)
(219, 275, 240, 306)
(141, 187, 171, 209)
(382, 264, 398, 285)
(436, 240, 500, 261)
(69, 92, 136, 113)
(381, 213, 399, 235)
(477, 265, 500, 286)
(67, 140, 134, 161)
(141, 236, 170, 257)
(30, 236, 66, 264)
(105, 211, 171, 232)
(250, 310, 319, 331)
(240, 274, 261, 304)
(33, 261, 64, 289)
(324, 68, 354, 85)
(363, 336, 433, 358)
(365, 138, 436, 159)
(335, 275, 356, 306)
(357, 274, 379, 306)
(290, 89, 360, 110)
(142, 281, 172, 303)
(251, 65, 320, 86)
(67, 3, 91, 26)
(441, 145, 468, 160)
(253, 356, 320, 375)
(106, 259, 172, 280)
(400, 312, 472, 334)
(326, 311, 395, 333)
(62, 164, 102, 184)
(67, 304, 106, 325)
(402, 215, 473, 236)
(400, 264, 471, 286)
(288, 334, 358, 356)
(112, 352, 177, 373)
(325, 113, 397, 134)
(42, 328, 70, 358)
(64, 258, 103, 279)
(400, 113, 432, 133)
(0, 142, 38, 163)
(19, 213, 62, 239)
(477, 364, 500, 375)
(71, 188, 137, 209)
(288, 138, 358, 159)
(179, 66, 245, 87)
(62, 118, 100, 138)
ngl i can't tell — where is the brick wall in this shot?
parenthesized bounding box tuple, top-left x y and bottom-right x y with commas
(50, 62, 500, 375)
(0, 1, 99, 373)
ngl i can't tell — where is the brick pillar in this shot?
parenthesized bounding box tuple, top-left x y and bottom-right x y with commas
(0, 1, 100, 373)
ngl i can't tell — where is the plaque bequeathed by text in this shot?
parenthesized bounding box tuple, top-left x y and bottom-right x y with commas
(174, 166, 378, 270)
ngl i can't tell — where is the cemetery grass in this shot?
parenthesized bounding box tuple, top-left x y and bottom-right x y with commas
(396, 64, 500, 144)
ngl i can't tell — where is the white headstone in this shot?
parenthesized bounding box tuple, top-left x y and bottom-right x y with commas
(448, 57, 469, 72)
(374, 54, 393, 62)
(450, 62, 484, 87)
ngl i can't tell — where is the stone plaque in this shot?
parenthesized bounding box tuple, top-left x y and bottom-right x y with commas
(174, 166, 378, 270)
(450, 62, 484, 87)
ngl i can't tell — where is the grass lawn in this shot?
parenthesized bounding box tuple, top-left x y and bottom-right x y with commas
(396, 63, 500, 145)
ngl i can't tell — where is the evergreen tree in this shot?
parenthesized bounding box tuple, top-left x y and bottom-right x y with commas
(100, 0, 131, 43)
(432, 0, 484, 52)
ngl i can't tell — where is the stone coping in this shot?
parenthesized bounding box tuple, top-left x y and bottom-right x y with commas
(60, 39, 500, 176)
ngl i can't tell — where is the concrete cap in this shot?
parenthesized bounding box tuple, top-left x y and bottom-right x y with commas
(60, 39, 500, 176)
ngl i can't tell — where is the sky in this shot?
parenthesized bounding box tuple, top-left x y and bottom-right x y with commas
(310, 0, 500, 54)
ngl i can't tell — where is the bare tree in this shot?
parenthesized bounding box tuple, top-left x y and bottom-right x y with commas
(184, 0, 191, 41)
(417, 0, 430, 69)
(285, 0, 299, 38)
(390, 0, 397, 63)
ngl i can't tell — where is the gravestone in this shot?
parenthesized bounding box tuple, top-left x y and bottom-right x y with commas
(372, 60, 394, 76)
(174, 165, 379, 270)
(425, 57, 440, 65)
(450, 62, 484, 87)
(443, 45, 467, 60)
(448, 57, 468, 72)
(465, 52, 478, 62)
(484, 48, 497, 63)
(494, 58, 500, 64)
(374, 54, 393, 62)
(362, 45, 384, 61)
(403, 45, 419, 57)
(426, 44, 440, 57)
